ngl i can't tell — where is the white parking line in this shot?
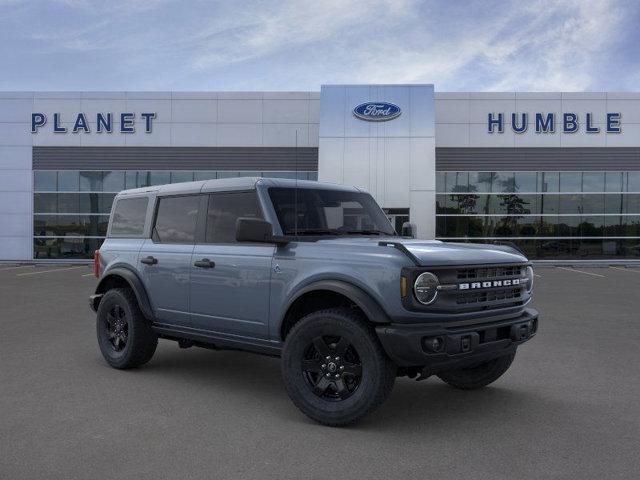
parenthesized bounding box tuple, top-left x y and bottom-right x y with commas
(17, 266, 86, 277)
(609, 266, 640, 274)
(82, 273, 95, 277)
(534, 273, 542, 278)
(0, 265, 34, 272)
(557, 266, 606, 278)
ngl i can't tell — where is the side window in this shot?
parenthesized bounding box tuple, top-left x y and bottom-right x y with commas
(206, 192, 262, 243)
(110, 197, 148, 236)
(153, 195, 200, 244)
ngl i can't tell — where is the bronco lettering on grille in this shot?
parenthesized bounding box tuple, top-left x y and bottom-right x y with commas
(459, 279, 521, 290)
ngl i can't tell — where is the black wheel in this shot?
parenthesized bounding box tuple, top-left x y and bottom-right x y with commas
(96, 288, 158, 369)
(437, 353, 515, 390)
(281, 308, 396, 426)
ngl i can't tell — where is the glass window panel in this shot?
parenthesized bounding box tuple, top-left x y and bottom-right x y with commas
(34, 171, 57, 191)
(262, 171, 297, 179)
(218, 171, 240, 178)
(78, 193, 101, 214)
(469, 172, 493, 193)
(493, 172, 515, 192)
(136, 171, 151, 187)
(560, 172, 582, 192)
(536, 239, 560, 259)
(623, 194, 640, 214)
(206, 192, 262, 244)
(194, 171, 218, 181)
(539, 216, 558, 237)
(435, 216, 447, 237)
(605, 172, 623, 192)
(580, 216, 604, 236)
(604, 216, 623, 237)
(78, 215, 109, 237)
(99, 193, 116, 214)
(489, 196, 509, 215)
(111, 197, 149, 236)
(575, 240, 603, 258)
(538, 172, 559, 192)
(467, 217, 484, 237)
(125, 171, 138, 189)
(627, 172, 640, 192)
(559, 194, 581, 214)
(540, 194, 559, 214)
(604, 194, 623, 214)
(618, 239, 640, 257)
(436, 172, 445, 193)
(446, 172, 468, 193)
(581, 172, 605, 192)
(170, 171, 194, 184)
(57, 193, 80, 213)
(34, 237, 102, 260)
(458, 194, 483, 214)
(57, 171, 79, 192)
(103, 171, 125, 192)
(558, 216, 581, 236)
(436, 195, 448, 214)
(517, 216, 538, 236)
(514, 172, 537, 192)
(493, 217, 517, 236)
(581, 194, 604, 214)
(495, 194, 538, 214)
(153, 195, 199, 243)
(149, 171, 170, 186)
(79, 171, 103, 192)
(308, 172, 318, 181)
(34, 215, 59, 236)
(34, 193, 58, 213)
(625, 216, 640, 237)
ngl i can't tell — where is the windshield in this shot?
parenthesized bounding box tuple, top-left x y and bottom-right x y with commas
(268, 187, 397, 237)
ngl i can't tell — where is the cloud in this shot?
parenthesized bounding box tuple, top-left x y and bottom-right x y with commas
(0, 0, 637, 91)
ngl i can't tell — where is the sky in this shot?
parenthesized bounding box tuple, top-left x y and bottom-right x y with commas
(0, 0, 638, 92)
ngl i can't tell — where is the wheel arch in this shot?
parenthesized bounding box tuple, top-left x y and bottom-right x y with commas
(280, 280, 390, 341)
(94, 267, 154, 320)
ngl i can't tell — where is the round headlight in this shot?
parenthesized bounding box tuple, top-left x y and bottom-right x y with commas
(525, 266, 534, 293)
(414, 272, 440, 305)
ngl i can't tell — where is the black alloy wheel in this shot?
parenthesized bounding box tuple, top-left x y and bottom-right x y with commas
(105, 304, 129, 352)
(302, 335, 363, 401)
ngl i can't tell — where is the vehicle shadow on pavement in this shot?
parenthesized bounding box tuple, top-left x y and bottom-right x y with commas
(120, 342, 562, 432)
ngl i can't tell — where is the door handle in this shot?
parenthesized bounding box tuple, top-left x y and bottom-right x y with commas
(140, 256, 158, 265)
(193, 258, 215, 269)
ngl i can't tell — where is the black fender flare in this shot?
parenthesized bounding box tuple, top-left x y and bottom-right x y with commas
(94, 267, 154, 320)
(282, 279, 391, 327)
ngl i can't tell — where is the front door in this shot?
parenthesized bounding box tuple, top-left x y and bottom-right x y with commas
(189, 191, 274, 339)
(138, 194, 201, 327)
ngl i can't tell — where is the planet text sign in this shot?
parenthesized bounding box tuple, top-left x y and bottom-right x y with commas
(30, 112, 157, 134)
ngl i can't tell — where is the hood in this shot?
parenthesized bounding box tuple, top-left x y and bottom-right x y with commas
(313, 237, 527, 267)
(396, 239, 527, 266)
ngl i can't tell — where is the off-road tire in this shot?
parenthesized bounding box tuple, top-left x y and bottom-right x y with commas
(281, 308, 396, 427)
(96, 288, 158, 369)
(437, 352, 516, 390)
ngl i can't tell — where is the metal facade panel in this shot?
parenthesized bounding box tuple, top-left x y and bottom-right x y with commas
(435, 147, 640, 171)
(32, 146, 318, 171)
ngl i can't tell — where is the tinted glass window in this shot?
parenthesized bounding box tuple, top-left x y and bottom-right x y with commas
(34, 171, 57, 191)
(205, 192, 262, 243)
(110, 197, 148, 236)
(268, 188, 395, 236)
(153, 195, 199, 243)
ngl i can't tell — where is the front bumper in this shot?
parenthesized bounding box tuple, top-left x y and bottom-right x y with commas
(376, 308, 538, 370)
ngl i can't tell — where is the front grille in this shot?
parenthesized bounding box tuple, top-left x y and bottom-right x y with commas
(457, 287, 522, 305)
(457, 265, 523, 281)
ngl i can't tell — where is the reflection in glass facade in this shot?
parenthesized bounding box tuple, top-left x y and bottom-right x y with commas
(33, 170, 318, 259)
(436, 171, 640, 260)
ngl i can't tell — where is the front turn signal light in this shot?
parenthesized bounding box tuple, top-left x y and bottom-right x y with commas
(400, 276, 408, 298)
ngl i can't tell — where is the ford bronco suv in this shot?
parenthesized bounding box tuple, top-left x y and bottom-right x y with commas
(90, 177, 538, 426)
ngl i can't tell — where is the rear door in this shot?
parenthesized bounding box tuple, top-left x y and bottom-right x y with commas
(138, 194, 201, 327)
(189, 191, 274, 339)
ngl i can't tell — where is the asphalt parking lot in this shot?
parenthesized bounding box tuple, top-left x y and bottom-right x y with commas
(1, 264, 639, 479)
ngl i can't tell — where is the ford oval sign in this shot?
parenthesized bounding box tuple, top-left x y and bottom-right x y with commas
(353, 102, 401, 122)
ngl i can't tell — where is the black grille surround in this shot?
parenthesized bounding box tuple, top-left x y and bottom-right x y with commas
(401, 262, 531, 315)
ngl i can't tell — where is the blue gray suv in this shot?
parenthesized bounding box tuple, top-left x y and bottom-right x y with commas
(90, 177, 538, 426)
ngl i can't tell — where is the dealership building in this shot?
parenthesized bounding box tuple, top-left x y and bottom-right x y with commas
(1, 84, 640, 262)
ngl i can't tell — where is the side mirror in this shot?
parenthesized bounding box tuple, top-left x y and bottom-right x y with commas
(236, 218, 274, 243)
(401, 222, 416, 238)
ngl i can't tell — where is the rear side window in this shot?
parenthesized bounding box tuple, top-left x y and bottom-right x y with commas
(153, 195, 200, 244)
(206, 192, 262, 243)
(110, 197, 148, 236)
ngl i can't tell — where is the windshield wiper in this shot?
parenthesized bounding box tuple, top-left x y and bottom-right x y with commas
(345, 229, 391, 236)
(288, 228, 342, 236)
